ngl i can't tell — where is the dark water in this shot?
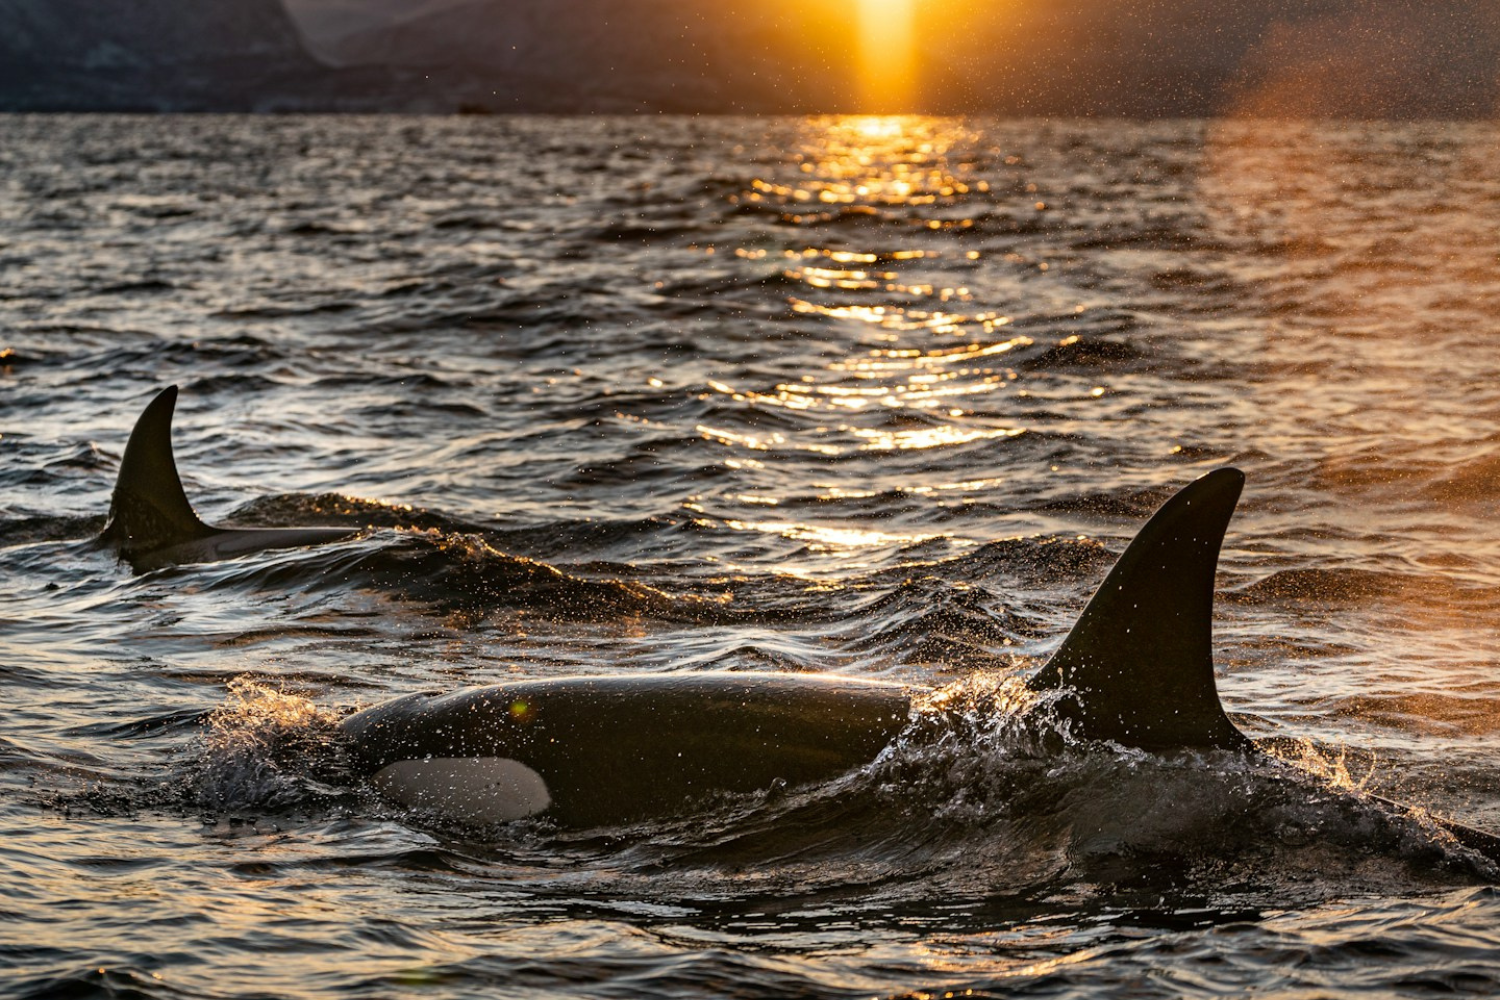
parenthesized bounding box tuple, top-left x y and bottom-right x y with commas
(4, 115, 1500, 998)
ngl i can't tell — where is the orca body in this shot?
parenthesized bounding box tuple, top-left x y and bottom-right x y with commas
(343, 468, 1500, 859)
(344, 672, 910, 827)
(99, 386, 356, 571)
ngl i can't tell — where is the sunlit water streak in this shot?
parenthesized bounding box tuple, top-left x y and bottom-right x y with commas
(3, 114, 1500, 998)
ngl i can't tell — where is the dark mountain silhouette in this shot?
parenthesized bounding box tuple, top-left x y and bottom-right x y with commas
(0, 0, 328, 110)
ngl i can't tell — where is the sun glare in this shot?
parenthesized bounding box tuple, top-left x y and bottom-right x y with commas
(854, 117, 905, 138)
(857, 0, 918, 113)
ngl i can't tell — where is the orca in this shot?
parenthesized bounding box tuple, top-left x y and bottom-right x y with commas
(100, 386, 357, 571)
(341, 469, 1500, 858)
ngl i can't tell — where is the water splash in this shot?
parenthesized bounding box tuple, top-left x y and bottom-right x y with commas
(194, 676, 347, 814)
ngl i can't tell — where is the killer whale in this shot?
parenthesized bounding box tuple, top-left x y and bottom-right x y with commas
(341, 469, 1500, 858)
(100, 386, 357, 571)
(343, 671, 911, 827)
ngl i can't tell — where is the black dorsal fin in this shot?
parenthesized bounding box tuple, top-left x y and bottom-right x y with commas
(100, 386, 213, 559)
(1027, 468, 1250, 750)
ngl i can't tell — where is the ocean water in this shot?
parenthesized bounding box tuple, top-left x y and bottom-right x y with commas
(3, 114, 1500, 998)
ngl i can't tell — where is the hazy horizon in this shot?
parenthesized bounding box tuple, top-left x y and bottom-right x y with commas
(1, 0, 1497, 115)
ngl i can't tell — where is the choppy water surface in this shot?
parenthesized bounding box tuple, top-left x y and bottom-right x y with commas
(4, 115, 1500, 998)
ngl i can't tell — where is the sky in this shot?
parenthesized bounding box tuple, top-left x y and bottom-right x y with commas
(4, 0, 1497, 115)
(276, 0, 1500, 117)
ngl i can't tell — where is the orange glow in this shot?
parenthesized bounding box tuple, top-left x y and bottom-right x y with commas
(857, 0, 918, 112)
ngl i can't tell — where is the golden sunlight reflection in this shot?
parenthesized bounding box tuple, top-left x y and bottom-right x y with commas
(1265, 737, 1373, 795)
(699, 116, 1052, 566)
(710, 516, 955, 576)
(846, 425, 1025, 451)
(853, 116, 906, 140)
(857, 1, 918, 111)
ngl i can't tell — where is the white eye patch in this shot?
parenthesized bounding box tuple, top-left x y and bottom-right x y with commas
(373, 757, 552, 824)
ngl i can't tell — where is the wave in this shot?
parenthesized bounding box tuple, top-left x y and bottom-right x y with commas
(1227, 567, 1498, 609)
(181, 528, 738, 626)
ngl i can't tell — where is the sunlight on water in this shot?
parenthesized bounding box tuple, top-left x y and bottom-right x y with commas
(207, 676, 335, 740)
(1266, 737, 1375, 795)
(721, 517, 940, 554)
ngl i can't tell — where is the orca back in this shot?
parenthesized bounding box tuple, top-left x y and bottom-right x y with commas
(342, 672, 912, 827)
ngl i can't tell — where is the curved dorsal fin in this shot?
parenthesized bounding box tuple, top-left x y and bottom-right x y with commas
(100, 386, 213, 559)
(1027, 468, 1250, 750)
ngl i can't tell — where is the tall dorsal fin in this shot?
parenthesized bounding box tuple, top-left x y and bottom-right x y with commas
(1027, 468, 1250, 750)
(100, 386, 213, 559)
